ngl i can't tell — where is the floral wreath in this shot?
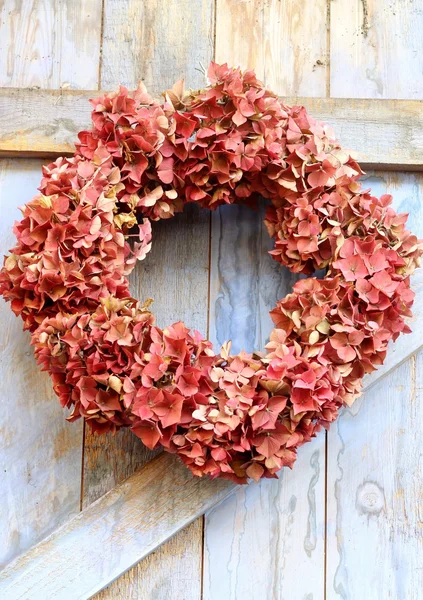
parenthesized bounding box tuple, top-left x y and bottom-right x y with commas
(1, 63, 421, 484)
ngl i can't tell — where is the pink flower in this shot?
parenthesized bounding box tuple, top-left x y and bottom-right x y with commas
(330, 331, 365, 362)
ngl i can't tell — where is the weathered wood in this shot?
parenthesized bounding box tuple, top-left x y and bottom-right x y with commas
(0, 0, 102, 569)
(204, 436, 325, 600)
(0, 453, 234, 600)
(206, 206, 326, 598)
(204, 4, 328, 596)
(327, 7, 423, 596)
(94, 520, 204, 600)
(0, 159, 84, 569)
(360, 171, 423, 389)
(101, 0, 215, 93)
(330, 0, 423, 99)
(215, 0, 328, 96)
(2, 2, 423, 596)
(326, 353, 423, 599)
(0, 1, 103, 89)
(86, 2, 215, 597)
(1, 89, 423, 170)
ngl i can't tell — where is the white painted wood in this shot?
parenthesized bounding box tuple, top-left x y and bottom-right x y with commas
(326, 352, 423, 599)
(101, 0, 215, 93)
(204, 5, 328, 597)
(89, 3, 216, 596)
(1, 2, 423, 596)
(327, 5, 423, 596)
(0, 453, 233, 600)
(216, 0, 328, 97)
(0, 0, 103, 89)
(0, 160, 84, 569)
(330, 0, 423, 99)
(362, 172, 423, 389)
(206, 203, 326, 600)
(0, 0, 101, 571)
(204, 436, 325, 600)
(209, 202, 301, 355)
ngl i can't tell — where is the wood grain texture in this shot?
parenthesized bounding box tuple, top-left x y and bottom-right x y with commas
(205, 199, 326, 600)
(326, 352, 423, 599)
(215, 0, 328, 96)
(0, 159, 84, 569)
(204, 436, 325, 600)
(209, 202, 301, 356)
(324, 172, 423, 598)
(2, 88, 423, 169)
(87, 2, 215, 597)
(94, 520, 204, 600)
(101, 0, 215, 92)
(362, 171, 423, 389)
(204, 7, 328, 596)
(0, 0, 102, 569)
(0, 0, 103, 89)
(82, 206, 212, 508)
(330, 0, 423, 99)
(204, 175, 423, 600)
(327, 8, 423, 596)
(0, 453, 234, 600)
(87, 206, 211, 600)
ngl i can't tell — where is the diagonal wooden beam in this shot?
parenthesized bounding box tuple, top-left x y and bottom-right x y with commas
(0, 337, 421, 599)
(0, 88, 423, 169)
(0, 452, 234, 600)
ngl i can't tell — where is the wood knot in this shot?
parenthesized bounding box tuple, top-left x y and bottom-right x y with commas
(356, 481, 385, 515)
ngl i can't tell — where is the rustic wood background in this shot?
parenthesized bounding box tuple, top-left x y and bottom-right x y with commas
(0, 1, 422, 598)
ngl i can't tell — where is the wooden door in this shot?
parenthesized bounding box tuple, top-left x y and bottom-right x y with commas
(0, 1, 422, 598)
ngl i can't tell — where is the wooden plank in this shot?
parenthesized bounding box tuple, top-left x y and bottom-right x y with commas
(360, 172, 423, 389)
(0, 0, 102, 568)
(204, 435, 325, 600)
(94, 521, 204, 600)
(1, 88, 423, 169)
(87, 206, 211, 600)
(326, 352, 423, 599)
(204, 3, 328, 597)
(0, 159, 84, 569)
(100, 0, 215, 93)
(330, 0, 423, 99)
(0, 0, 103, 89)
(328, 8, 423, 593)
(0, 453, 234, 600)
(86, 2, 215, 597)
(215, 0, 328, 96)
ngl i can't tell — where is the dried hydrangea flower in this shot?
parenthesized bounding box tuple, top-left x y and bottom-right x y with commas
(1, 63, 422, 483)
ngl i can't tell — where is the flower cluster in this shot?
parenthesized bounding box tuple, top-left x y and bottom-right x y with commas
(1, 63, 422, 483)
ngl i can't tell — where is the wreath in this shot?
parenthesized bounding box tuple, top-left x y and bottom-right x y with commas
(1, 63, 421, 483)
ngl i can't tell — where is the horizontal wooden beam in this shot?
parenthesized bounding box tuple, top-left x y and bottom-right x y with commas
(0, 88, 422, 170)
(0, 335, 421, 598)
